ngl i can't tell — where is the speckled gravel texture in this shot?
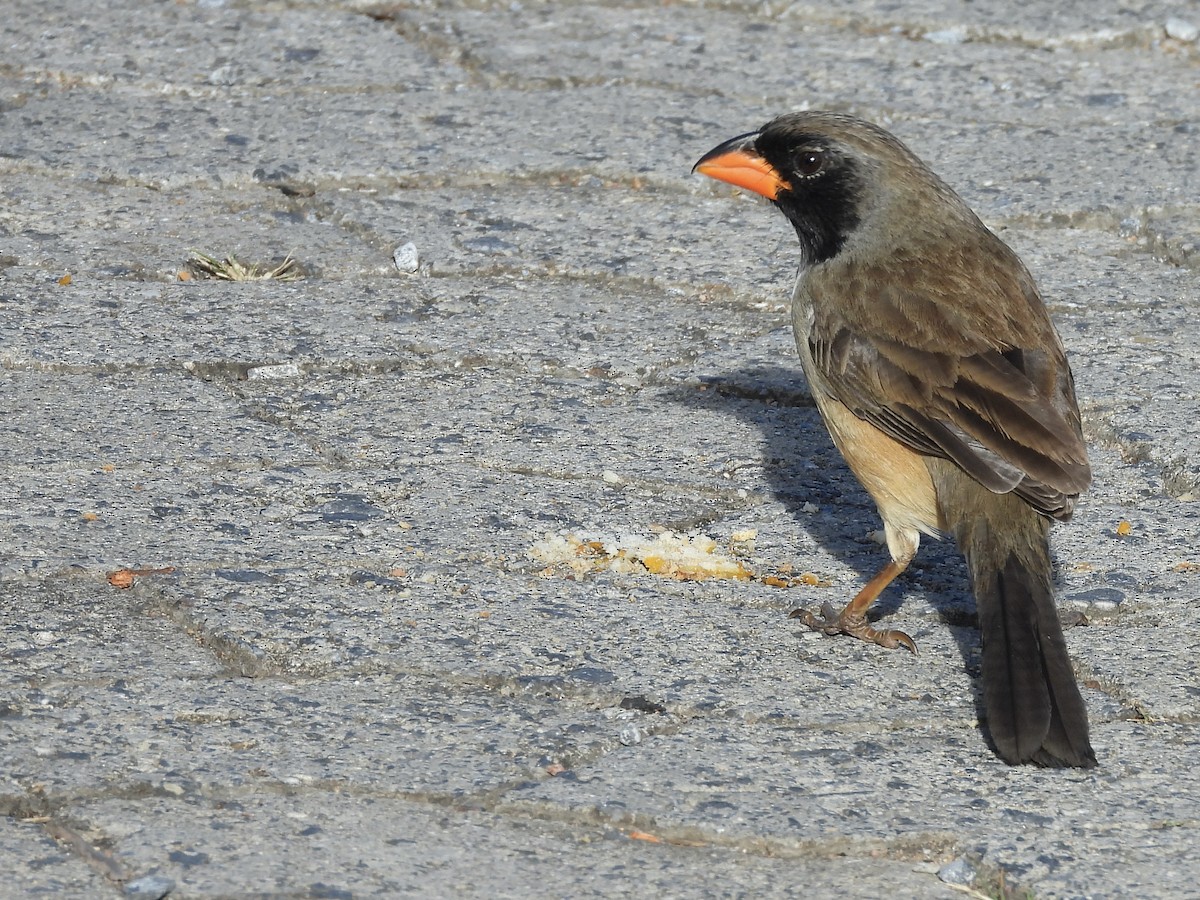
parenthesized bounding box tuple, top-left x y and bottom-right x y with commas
(2, 1, 1198, 897)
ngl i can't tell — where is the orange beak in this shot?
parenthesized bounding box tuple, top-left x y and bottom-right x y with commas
(693, 133, 790, 200)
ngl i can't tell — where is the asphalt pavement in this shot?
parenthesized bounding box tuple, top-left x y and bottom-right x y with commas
(2, 1, 1199, 897)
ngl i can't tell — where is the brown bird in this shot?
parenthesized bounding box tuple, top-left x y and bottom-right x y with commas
(694, 111, 1095, 768)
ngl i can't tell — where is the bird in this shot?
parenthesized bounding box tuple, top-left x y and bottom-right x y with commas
(693, 111, 1096, 768)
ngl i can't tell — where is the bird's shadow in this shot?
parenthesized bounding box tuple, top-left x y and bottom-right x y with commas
(668, 359, 988, 718)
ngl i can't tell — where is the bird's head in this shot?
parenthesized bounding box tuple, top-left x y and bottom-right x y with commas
(694, 112, 950, 266)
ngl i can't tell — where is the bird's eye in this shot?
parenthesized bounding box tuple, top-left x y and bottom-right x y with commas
(795, 149, 826, 178)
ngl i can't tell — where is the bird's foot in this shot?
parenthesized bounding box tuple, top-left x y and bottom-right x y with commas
(789, 601, 917, 654)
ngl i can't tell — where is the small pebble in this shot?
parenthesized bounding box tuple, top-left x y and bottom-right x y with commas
(393, 242, 420, 274)
(1165, 18, 1199, 42)
(125, 874, 176, 899)
(937, 857, 977, 886)
(618, 724, 645, 746)
(924, 27, 968, 45)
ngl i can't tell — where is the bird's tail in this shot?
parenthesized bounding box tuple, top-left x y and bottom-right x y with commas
(960, 508, 1096, 768)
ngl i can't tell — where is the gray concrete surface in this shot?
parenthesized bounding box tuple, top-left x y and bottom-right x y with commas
(2, 0, 1198, 897)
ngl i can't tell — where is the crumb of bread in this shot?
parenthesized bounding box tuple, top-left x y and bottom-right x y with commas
(530, 530, 752, 582)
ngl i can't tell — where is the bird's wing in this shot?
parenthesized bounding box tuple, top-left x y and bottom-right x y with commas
(806, 258, 1090, 519)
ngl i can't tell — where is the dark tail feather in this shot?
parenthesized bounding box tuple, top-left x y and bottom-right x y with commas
(973, 550, 1096, 768)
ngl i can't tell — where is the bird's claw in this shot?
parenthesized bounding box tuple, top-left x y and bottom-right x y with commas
(789, 601, 918, 655)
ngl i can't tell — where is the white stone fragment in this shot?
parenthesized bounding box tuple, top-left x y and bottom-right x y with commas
(1166, 18, 1199, 42)
(393, 242, 420, 273)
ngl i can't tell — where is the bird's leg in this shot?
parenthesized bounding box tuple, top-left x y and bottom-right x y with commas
(790, 559, 917, 654)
